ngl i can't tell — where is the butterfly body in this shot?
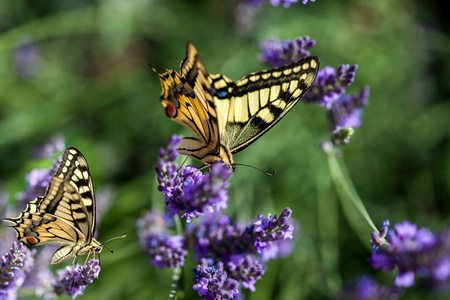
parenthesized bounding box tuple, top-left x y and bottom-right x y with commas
(4, 146, 102, 264)
(157, 42, 319, 168)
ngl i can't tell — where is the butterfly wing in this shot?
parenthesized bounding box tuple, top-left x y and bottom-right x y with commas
(158, 42, 222, 164)
(210, 56, 320, 154)
(6, 179, 87, 244)
(53, 146, 96, 242)
(4, 146, 98, 263)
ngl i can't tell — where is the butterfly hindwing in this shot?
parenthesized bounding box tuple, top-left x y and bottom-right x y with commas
(33, 177, 91, 242)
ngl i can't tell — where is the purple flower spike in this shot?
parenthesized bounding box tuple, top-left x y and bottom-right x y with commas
(178, 162, 231, 222)
(338, 276, 404, 300)
(155, 135, 183, 194)
(247, 207, 294, 253)
(51, 259, 100, 299)
(186, 208, 295, 264)
(16, 147, 63, 210)
(328, 86, 370, 146)
(156, 136, 232, 222)
(192, 258, 239, 300)
(259, 36, 316, 67)
(270, 0, 315, 8)
(304, 65, 360, 108)
(15, 168, 52, 210)
(244, 0, 265, 6)
(370, 219, 390, 248)
(0, 242, 36, 299)
(245, 0, 315, 8)
(137, 211, 188, 269)
(13, 37, 39, 79)
(143, 234, 187, 268)
(369, 220, 450, 289)
(227, 255, 265, 292)
(33, 134, 65, 159)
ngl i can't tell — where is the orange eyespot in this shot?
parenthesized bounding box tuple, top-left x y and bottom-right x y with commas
(164, 102, 177, 117)
(26, 237, 39, 245)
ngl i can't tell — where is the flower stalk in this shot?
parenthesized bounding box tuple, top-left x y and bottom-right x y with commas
(326, 146, 378, 239)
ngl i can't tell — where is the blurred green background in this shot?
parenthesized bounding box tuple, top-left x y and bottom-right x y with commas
(0, 0, 449, 299)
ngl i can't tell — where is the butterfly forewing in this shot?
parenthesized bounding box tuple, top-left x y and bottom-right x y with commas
(53, 146, 96, 240)
(210, 56, 319, 154)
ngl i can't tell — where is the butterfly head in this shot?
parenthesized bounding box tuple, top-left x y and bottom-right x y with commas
(82, 238, 103, 255)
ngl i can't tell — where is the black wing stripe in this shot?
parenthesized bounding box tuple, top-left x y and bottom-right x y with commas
(226, 56, 320, 153)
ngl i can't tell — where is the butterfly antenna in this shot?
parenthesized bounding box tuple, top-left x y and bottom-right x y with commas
(177, 155, 190, 171)
(148, 63, 158, 74)
(234, 163, 276, 177)
(101, 232, 127, 253)
(197, 164, 211, 172)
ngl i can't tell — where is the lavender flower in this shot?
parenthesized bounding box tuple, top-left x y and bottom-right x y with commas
(13, 37, 38, 79)
(32, 134, 65, 159)
(304, 65, 359, 108)
(226, 254, 264, 292)
(23, 249, 54, 297)
(370, 220, 390, 248)
(15, 153, 62, 211)
(51, 259, 100, 298)
(248, 208, 294, 254)
(327, 87, 369, 146)
(269, 0, 312, 8)
(192, 259, 239, 300)
(187, 208, 294, 263)
(94, 185, 115, 238)
(137, 211, 188, 268)
(303, 63, 368, 146)
(369, 221, 450, 289)
(185, 208, 293, 295)
(244, 0, 265, 6)
(156, 136, 232, 222)
(338, 276, 404, 300)
(0, 242, 36, 299)
(329, 86, 370, 137)
(259, 36, 316, 67)
(139, 207, 294, 297)
(245, 0, 315, 8)
(0, 189, 12, 230)
(234, 2, 261, 35)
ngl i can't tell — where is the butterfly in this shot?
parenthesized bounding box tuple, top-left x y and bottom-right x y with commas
(157, 42, 320, 169)
(4, 146, 102, 264)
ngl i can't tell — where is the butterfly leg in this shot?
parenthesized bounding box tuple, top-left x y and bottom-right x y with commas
(177, 155, 190, 170)
(84, 249, 96, 265)
(70, 255, 78, 289)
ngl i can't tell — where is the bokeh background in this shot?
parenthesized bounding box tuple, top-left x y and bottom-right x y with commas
(1, 0, 449, 299)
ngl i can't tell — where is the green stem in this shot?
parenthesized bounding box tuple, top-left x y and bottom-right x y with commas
(169, 267, 182, 300)
(168, 216, 184, 300)
(327, 149, 378, 245)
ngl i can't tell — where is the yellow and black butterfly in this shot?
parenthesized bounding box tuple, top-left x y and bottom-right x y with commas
(157, 42, 319, 169)
(4, 146, 102, 264)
